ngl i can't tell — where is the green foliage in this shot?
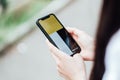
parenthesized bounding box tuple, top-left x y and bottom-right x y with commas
(0, 0, 51, 43)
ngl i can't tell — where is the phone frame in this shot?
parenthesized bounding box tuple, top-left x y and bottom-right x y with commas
(36, 13, 80, 56)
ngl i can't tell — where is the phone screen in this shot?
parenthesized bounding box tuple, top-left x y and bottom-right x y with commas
(37, 14, 81, 56)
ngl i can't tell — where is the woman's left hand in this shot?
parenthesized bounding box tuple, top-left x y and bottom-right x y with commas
(46, 40, 87, 80)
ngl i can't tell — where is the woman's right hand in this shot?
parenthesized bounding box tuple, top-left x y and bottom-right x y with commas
(67, 27, 95, 61)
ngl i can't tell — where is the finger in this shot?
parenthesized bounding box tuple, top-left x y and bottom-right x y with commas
(73, 53, 83, 61)
(66, 27, 80, 41)
(66, 27, 75, 33)
(66, 27, 85, 45)
(64, 27, 84, 51)
(51, 52, 60, 63)
(46, 39, 60, 63)
(66, 27, 84, 36)
(66, 27, 78, 35)
(57, 67, 69, 80)
(46, 40, 70, 60)
(80, 51, 94, 61)
(57, 67, 64, 78)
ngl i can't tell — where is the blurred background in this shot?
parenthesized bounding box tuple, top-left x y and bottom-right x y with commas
(0, 0, 102, 80)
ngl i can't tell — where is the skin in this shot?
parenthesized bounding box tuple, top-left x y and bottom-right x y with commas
(46, 27, 95, 80)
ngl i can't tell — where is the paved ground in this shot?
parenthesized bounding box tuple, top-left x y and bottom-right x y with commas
(0, 0, 102, 80)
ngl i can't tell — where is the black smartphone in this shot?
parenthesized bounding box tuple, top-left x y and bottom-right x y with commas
(36, 14, 81, 56)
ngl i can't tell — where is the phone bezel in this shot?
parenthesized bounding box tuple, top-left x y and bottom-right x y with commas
(36, 13, 80, 56)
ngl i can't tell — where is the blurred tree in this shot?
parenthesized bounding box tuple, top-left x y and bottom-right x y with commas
(0, 0, 7, 13)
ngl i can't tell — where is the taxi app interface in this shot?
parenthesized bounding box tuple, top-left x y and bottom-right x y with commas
(39, 15, 81, 55)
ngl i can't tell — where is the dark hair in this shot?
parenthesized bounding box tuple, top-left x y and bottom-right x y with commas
(90, 0, 120, 80)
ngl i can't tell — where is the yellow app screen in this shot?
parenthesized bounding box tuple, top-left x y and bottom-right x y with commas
(39, 15, 63, 35)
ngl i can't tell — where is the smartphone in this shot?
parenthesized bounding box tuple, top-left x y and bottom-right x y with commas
(36, 14, 81, 56)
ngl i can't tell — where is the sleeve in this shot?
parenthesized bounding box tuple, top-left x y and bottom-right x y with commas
(102, 29, 120, 80)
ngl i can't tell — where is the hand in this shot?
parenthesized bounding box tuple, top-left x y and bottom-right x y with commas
(67, 27, 95, 61)
(46, 40, 87, 80)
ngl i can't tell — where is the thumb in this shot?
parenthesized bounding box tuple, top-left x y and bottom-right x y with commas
(73, 53, 83, 61)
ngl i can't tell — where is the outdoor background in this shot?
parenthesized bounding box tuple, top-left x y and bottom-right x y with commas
(0, 0, 102, 80)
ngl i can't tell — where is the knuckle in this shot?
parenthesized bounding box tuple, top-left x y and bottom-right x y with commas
(57, 67, 62, 74)
(57, 68, 62, 74)
(57, 62, 62, 68)
(49, 47, 53, 52)
(57, 62, 61, 67)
